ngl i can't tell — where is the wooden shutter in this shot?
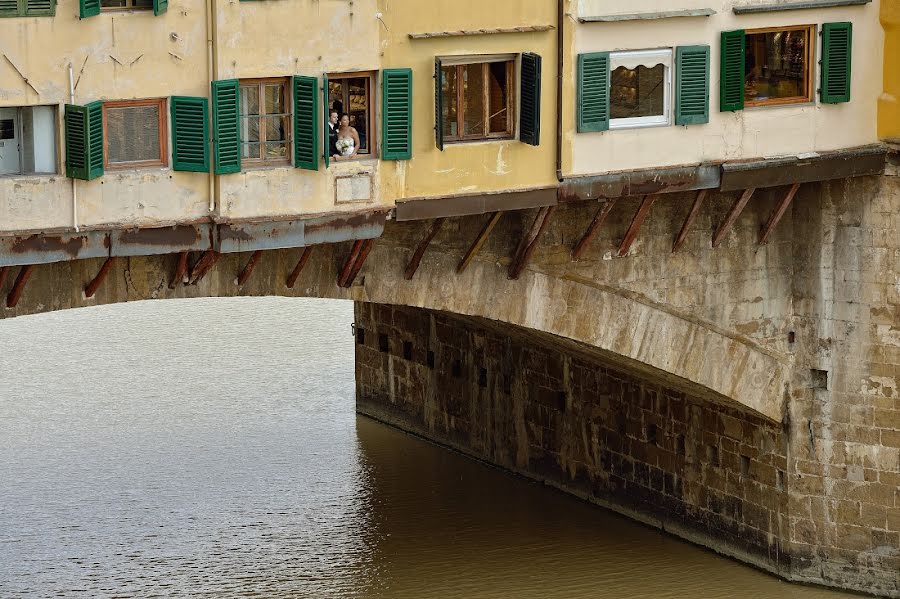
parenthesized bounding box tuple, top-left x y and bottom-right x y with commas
(382, 68, 412, 161)
(0, 0, 19, 16)
(79, 0, 99, 18)
(24, 0, 54, 16)
(293, 75, 319, 171)
(675, 45, 710, 125)
(821, 22, 852, 104)
(519, 52, 541, 146)
(153, 0, 167, 15)
(171, 96, 209, 172)
(211, 79, 241, 174)
(720, 30, 745, 112)
(577, 52, 609, 132)
(65, 102, 103, 181)
(434, 58, 444, 151)
(323, 75, 329, 168)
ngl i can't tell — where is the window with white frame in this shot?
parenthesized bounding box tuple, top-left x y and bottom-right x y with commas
(0, 106, 57, 176)
(609, 49, 672, 129)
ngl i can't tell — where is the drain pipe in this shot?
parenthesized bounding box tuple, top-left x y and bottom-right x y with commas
(206, 0, 217, 213)
(69, 62, 79, 232)
(556, 0, 564, 182)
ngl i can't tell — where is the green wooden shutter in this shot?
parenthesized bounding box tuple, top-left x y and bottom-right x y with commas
(675, 45, 710, 125)
(382, 68, 412, 161)
(79, 0, 99, 18)
(323, 75, 329, 168)
(577, 52, 609, 132)
(0, 0, 19, 16)
(434, 58, 444, 151)
(293, 75, 319, 171)
(519, 52, 541, 146)
(211, 79, 241, 174)
(153, 0, 167, 15)
(171, 96, 209, 172)
(821, 22, 852, 104)
(65, 102, 103, 181)
(24, 0, 55, 16)
(720, 30, 745, 112)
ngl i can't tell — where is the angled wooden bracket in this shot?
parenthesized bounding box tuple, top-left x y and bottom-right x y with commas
(712, 188, 756, 248)
(0, 266, 9, 291)
(237, 250, 263, 286)
(759, 183, 800, 246)
(6, 265, 34, 309)
(458, 212, 503, 274)
(672, 189, 708, 253)
(509, 206, 556, 280)
(84, 257, 115, 298)
(342, 239, 375, 288)
(338, 240, 365, 287)
(617, 195, 657, 257)
(169, 251, 189, 289)
(573, 199, 617, 260)
(189, 250, 219, 285)
(286, 246, 314, 289)
(404, 218, 446, 281)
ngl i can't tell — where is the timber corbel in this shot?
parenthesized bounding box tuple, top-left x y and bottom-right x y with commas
(617, 195, 657, 257)
(457, 212, 502, 274)
(404, 218, 446, 281)
(286, 247, 314, 289)
(712, 188, 756, 248)
(189, 250, 219, 285)
(759, 183, 801, 245)
(573, 199, 617, 260)
(84, 257, 116, 299)
(509, 206, 556, 280)
(170, 252, 189, 289)
(6, 265, 34, 309)
(237, 250, 263, 286)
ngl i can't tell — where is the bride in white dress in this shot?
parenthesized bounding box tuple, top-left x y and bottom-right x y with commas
(333, 113, 361, 160)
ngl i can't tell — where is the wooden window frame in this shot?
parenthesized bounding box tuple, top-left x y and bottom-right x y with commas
(102, 98, 167, 170)
(239, 77, 291, 167)
(327, 70, 377, 158)
(99, 0, 151, 10)
(442, 59, 516, 144)
(744, 24, 816, 108)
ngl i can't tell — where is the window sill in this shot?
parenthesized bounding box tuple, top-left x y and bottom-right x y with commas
(99, 8, 154, 13)
(328, 155, 377, 166)
(0, 172, 59, 179)
(443, 137, 516, 147)
(745, 100, 816, 111)
(609, 119, 671, 131)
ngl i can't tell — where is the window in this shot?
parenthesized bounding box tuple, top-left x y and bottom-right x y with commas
(100, 0, 151, 8)
(744, 25, 814, 107)
(0, 106, 57, 176)
(327, 72, 375, 156)
(441, 57, 515, 143)
(103, 99, 167, 169)
(609, 49, 672, 129)
(240, 78, 290, 166)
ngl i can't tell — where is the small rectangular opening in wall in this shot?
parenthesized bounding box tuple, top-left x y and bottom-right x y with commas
(452, 359, 462, 378)
(356, 327, 366, 346)
(810, 369, 828, 390)
(478, 367, 487, 388)
(403, 340, 413, 361)
(378, 333, 389, 353)
(707, 445, 720, 467)
(776, 470, 785, 491)
(676, 434, 686, 455)
(557, 391, 567, 413)
(646, 423, 658, 446)
(427, 350, 435, 369)
(501, 372, 512, 394)
(740, 455, 751, 477)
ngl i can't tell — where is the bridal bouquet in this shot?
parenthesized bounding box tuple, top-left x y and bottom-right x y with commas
(336, 138, 355, 156)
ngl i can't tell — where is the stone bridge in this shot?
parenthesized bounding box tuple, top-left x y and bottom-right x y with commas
(1, 173, 899, 596)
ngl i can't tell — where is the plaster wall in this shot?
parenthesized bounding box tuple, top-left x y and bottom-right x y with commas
(564, 0, 884, 175)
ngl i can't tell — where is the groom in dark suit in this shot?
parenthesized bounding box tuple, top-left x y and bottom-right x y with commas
(326, 110, 339, 159)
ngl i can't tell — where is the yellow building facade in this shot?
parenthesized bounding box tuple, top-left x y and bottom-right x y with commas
(881, 0, 900, 139)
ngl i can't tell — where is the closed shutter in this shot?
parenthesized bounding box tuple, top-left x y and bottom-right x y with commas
(720, 30, 745, 112)
(382, 68, 412, 161)
(293, 75, 319, 171)
(79, 0, 99, 18)
(434, 58, 444, 151)
(0, 0, 19, 16)
(211, 79, 241, 174)
(519, 52, 541, 146)
(821, 22, 852, 104)
(65, 102, 103, 181)
(322, 75, 329, 168)
(171, 96, 209, 172)
(153, 0, 167, 15)
(577, 52, 609, 132)
(24, 0, 54, 16)
(675, 45, 710, 125)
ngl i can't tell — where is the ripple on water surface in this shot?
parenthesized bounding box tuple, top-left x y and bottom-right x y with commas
(0, 298, 858, 598)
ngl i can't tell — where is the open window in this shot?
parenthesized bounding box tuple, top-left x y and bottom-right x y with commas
(327, 72, 375, 157)
(100, 0, 151, 9)
(239, 78, 291, 167)
(0, 106, 57, 176)
(103, 98, 167, 170)
(744, 25, 814, 107)
(439, 56, 516, 143)
(609, 49, 672, 129)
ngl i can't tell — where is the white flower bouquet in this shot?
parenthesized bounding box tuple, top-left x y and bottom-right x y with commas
(336, 138, 355, 156)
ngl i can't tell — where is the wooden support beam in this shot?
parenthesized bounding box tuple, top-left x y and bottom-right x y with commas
(617, 195, 657, 257)
(169, 252, 189, 289)
(457, 212, 503, 274)
(759, 183, 801, 246)
(84, 257, 115, 299)
(0, 266, 9, 291)
(188, 250, 219, 285)
(572, 199, 617, 260)
(6, 265, 34, 309)
(342, 239, 375, 288)
(672, 189, 708, 253)
(237, 250, 263, 286)
(404, 218, 446, 281)
(286, 247, 314, 289)
(338, 240, 365, 288)
(712, 188, 756, 249)
(509, 206, 556, 280)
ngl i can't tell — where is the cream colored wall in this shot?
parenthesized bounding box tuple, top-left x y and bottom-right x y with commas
(377, 0, 559, 201)
(565, 0, 884, 176)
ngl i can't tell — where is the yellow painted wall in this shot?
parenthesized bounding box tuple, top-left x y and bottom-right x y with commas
(880, 0, 900, 140)
(377, 0, 559, 201)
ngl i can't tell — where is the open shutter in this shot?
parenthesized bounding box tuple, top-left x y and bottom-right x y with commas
(720, 30, 745, 112)
(171, 96, 209, 172)
(293, 75, 319, 171)
(577, 52, 609, 132)
(323, 75, 330, 168)
(821, 22, 852, 104)
(65, 102, 103, 181)
(211, 79, 241, 175)
(675, 45, 710, 125)
(519, 53, 541, 146)
(24, 0, 55, 16)
(79, 0, 99, 18)
(382, 68, 412, 161)
(86, 101, 103, 179)
(153, 0, 166, 15)
(0, 0, 19, 16)
(434, 58, 444, 151)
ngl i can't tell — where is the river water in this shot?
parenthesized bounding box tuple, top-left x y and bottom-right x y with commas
(0, 298, 856, 598)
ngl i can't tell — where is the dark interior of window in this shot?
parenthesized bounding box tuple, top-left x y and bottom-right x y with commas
(441, 60, 513, 143)
(745, 28, 811, 105)
(100, 0, 152, 9)
(610, 64, 665, 119)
